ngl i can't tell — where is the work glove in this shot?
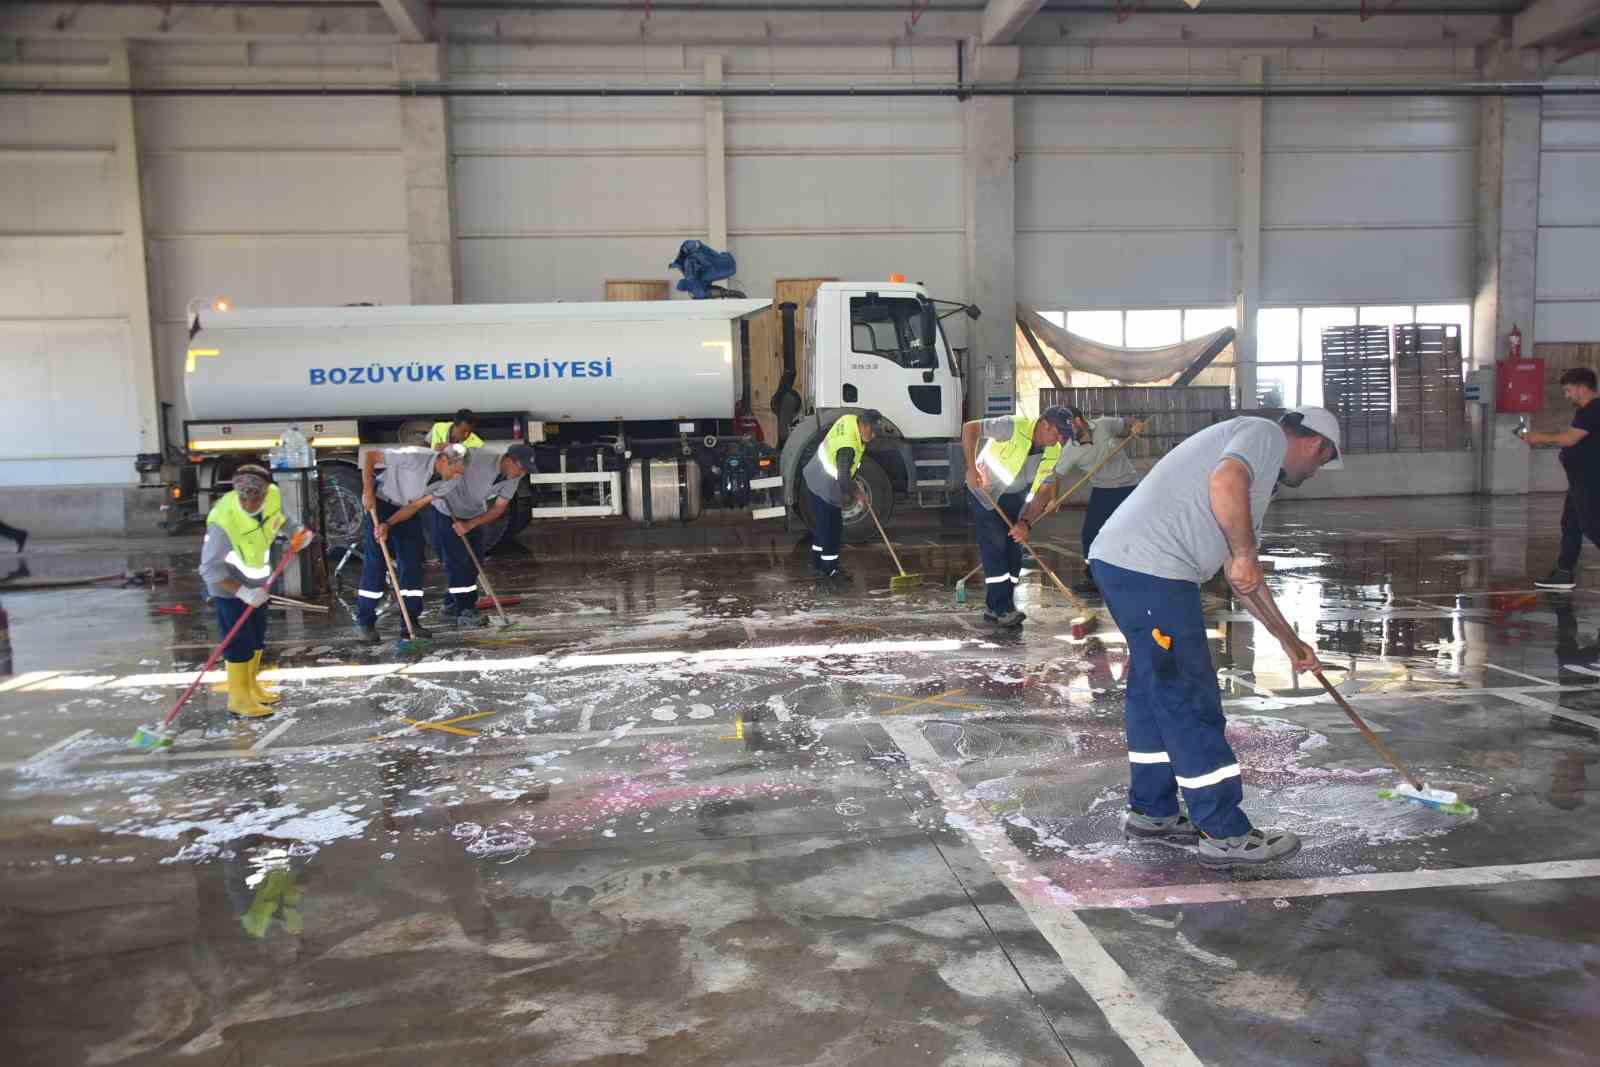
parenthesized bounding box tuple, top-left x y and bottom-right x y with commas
(237, 585, 270, 608)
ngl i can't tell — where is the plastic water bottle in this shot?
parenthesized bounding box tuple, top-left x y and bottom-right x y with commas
(281, 424, 312, 469)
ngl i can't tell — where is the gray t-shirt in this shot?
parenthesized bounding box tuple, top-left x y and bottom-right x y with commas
(1088, 417, 1286, 584)
(376, 447, 457, 508)
(1052, 417, 1139, 490)
(433, 450, 520, 520)
(973, 416, 1048, 510)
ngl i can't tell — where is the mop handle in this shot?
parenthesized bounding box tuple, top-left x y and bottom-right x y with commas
(458, 530, 509, 624)
(161, 548, 298, 728)
(1040, 418, 1149, 520)
(1311, 669, 1424, 791)
(369, 507, 417, 639)
(862, 498, 908, 577)
(972, 481, 1085, 614)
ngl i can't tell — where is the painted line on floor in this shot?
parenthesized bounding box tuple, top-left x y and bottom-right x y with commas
(882, 718, 1204, 1067)
(577, 704, 596, 731)
(24, 727, 94, 764)
(248, 717, 297, 753)
(0, 671, 62, 693)
(1492, 690, 1600, 732)
(1485, 662, 1552, 686)
(1060, 858, 1600, 910)
(1562, 663, 1600, 680)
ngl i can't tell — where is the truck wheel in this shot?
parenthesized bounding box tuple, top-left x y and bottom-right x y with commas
(798, 457, 894, 544)
(841, 457, 894, 543)
(318, 462, 365, 550)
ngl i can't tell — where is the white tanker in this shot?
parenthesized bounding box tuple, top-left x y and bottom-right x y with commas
(166, 281, 973, 552)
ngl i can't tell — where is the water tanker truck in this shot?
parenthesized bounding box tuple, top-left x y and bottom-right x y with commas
(168, 280, 976, 551)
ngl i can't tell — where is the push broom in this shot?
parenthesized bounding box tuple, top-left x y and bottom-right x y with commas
(1311, 669, 1474, 815)
(862, 497, 923, 591)
(370, 508, 430, 655)
(131, 547, 300, 750)
(1237, 580, 1473, 816)
(457, 529, 520, 629)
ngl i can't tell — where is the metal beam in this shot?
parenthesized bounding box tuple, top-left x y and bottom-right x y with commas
(1513, 0, 1600, 50)
(982, 0, 1047, 44)
(378, 0, 432, 43)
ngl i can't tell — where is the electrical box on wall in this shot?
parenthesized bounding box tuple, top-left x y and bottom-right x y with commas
(1496, 358, 1545, 413)
(1465, 366, 1492, 404)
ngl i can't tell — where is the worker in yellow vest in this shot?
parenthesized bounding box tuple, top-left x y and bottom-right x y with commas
(960, 406, 1075, 628)
(198, 465, 314, 718)
(430, 409, 484, 450)
(800, 409, 882, 580)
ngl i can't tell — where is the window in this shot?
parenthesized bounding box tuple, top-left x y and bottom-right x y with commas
(1416, 304, 1472, 363)
(1184, 307, 1237, 343)
(1125, 309, 1182, 348)
(1259, 303, 1471, 412)
(1066, 310, 1123, 347)
(849, 295, 935, 370)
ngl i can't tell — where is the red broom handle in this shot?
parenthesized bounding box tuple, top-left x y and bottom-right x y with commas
(160, 548, 298, 729)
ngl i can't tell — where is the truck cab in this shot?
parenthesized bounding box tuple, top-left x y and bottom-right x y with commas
(780, 280, 967, 538)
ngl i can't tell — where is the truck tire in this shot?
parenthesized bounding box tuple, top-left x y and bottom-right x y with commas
(796, 455, 893, 544)
(318, 462, 365, 550)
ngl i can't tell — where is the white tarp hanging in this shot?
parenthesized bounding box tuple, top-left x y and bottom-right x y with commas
(1018, 305, 1233, 384)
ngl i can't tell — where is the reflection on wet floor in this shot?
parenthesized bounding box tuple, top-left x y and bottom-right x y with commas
(2, 494, 1599, 1065)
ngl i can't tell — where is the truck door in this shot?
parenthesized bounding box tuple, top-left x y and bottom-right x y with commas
(836, 291, 950, 440)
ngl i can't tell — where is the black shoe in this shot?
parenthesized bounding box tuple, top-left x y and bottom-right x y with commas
(995, 609, 1026, 629)
(454, 608, 488, 628)
(820, 567, 852, 583)
(1536, 569, 1577, 591)
(407, 620, 433, 639)
(13, 530, 25, 554)
(354, 623, 381, 645)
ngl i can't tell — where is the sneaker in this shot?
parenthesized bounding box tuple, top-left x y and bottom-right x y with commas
(995, 609, 1026, 629)
(454, 608, 488, 628)
(982, 609, 999, 625)
(1536, 569, 1577, 591)
(821, 567, 853, 583)
(1197, 827, 1302, 870)
(354, 623, 380, 645)
(1122, 810, 1199, 848)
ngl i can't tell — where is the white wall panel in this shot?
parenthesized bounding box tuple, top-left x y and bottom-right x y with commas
(142, 153, 406, 236)
(1537, 228, 1600, 301)
(1019, 154, 1235, 231)
(0, 320, 139, 487)
(1017, 98, 1237, 152)
(732, 232, 965, 302)
(728, 154, 960, 233)
(0, 98, 115, 147)
(1261, 228, 1473, 305)
(134, 98, 401, 151)
(1263, 151, 1472, 228)
(1265, 97, 1475, 150)
(0, 236, 128, 319)
(1018, 230, 1236, 308)
(1536, 302, 1600, 344)
(459, 237, 684, 304)
(456, 155, 704, 236)
(1538, 98, 1600, 344)
(0, 152, 119, 234)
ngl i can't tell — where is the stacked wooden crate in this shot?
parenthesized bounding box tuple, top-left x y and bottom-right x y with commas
(1039, 386, 1232, 460)
(745, 277, 835, 444)
(1391, 324, 1467, 450)
(604, 280, 670, 301)
(1320, 325, 1393, 453)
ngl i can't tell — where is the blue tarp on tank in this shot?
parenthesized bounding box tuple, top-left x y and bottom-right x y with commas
(669, 240, 737, 299)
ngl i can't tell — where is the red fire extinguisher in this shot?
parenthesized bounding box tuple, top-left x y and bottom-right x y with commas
(1508, 323, 1523, 360)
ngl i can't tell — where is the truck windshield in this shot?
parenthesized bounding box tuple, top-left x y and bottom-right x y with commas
(850, 296, 937, 370)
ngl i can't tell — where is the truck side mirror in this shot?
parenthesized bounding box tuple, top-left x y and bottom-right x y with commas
(964, 305, 982, 320)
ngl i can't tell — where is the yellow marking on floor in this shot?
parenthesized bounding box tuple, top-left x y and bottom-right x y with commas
(720, 714, 744, 740)
(871, 688, 986, 715)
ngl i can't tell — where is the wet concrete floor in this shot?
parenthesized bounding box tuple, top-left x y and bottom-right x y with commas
(1, 494, 1598, 1065)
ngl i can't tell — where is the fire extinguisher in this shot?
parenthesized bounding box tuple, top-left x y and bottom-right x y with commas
(1508, 323, 1523, 361)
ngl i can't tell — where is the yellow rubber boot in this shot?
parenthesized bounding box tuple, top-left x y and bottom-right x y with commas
(226, 660, 273, 719)
(250, 651, 281, 704)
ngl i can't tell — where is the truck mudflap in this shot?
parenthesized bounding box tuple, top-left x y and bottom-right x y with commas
(750, 474, 785, 520)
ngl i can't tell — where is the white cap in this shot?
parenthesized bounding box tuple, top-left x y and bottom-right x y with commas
(1284, 407, 1343, 470)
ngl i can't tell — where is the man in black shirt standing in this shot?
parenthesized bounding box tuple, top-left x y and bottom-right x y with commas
(1521, 366, 1600, 590)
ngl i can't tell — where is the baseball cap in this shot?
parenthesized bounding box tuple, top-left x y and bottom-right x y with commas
(1283, 407, 1343, 470)
(505, 443, 537, 472)
(1039, 405, 1080, 436)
